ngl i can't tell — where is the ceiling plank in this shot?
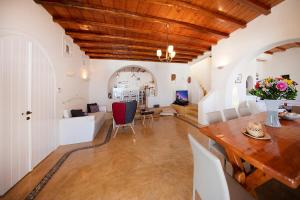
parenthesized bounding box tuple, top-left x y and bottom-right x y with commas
(232, 0, 271, 15)
(276, 47, 286, 51)
(35, 0, 229, 38)
(84, 49, 198, 58)
(81, 47, 200, 56)
(264, 51, 273, 55)
(146, 0, 246, 27)
(54, 18, 217, 45)
(66, 30, 210, 51)
(74, 39, 205, 54)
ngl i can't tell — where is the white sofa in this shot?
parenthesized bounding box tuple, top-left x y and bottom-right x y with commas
(59, 112, 106, 145)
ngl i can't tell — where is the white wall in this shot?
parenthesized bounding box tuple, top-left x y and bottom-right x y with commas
(188, 56, 211, 104)
(209, 0, 300, 108)
(89, 59, 189, 109)
(258, 48, 300, 100)
(0, 0, 89, 117)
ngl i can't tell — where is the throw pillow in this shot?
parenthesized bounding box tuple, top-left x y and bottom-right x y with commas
(90, 104, 100, 113)
(71, 109, 85, 117)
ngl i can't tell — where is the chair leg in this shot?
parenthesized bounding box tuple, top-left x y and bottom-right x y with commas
(143, 115, 145, 125)
(130, 124, 136, 136)
(114, 126, 120, 138)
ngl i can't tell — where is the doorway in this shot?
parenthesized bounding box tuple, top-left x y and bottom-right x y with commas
(0, 33, 56, 195)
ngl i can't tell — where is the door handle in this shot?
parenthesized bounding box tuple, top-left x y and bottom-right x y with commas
(26, 111, 32, 115)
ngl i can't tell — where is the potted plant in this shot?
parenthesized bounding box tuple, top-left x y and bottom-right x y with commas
(249, 77, 298, 127)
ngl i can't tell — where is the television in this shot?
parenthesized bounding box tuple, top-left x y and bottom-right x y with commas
(175, 90, 189, 106)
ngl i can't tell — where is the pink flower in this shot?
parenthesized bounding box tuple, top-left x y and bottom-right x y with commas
(276, 81, 288, 91)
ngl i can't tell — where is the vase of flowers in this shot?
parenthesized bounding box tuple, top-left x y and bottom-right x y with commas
(249, 77, 298, 127)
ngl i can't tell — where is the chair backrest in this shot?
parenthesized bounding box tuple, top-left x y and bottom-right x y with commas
(238, 107, 251, 117)
(112, 102, 126, 125)
(188, 134, 230, 200)
(206, 111, 223, 124)
(223, 108, 238, 121)
(112, 101, 137, 125)
(292, 106, 300, 114)
(125, 101, 137, 123)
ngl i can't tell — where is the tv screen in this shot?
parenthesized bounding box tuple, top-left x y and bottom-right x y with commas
(176, 90, 188, 102)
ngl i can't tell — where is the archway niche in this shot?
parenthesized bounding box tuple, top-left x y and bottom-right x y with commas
(107, 65, 157, 106)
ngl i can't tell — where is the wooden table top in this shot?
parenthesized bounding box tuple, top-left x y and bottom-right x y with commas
(199, 112, 300, 189)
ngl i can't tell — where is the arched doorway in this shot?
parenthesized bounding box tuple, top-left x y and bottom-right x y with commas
(225, 38, 300, 107)
(107, 65, 157, 107)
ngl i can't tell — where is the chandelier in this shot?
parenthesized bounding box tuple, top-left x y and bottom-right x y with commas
(156, 24, 176, 62)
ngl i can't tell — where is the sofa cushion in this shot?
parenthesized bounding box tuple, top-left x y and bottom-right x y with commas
(71, 109, 85, 117)
(87, 103, 98, 113)
(90, 104, 99, 113)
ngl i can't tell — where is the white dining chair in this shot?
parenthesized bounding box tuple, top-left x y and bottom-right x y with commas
(238, 107, 252, 117)
(188, 134, 254, 200)
(206, 111, 227, 167)
(223, 108, 238, 121)
(206, 111, 223, 124)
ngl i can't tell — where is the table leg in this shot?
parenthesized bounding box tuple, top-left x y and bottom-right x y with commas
(245, 170, 271, 197)
(225, 148, 272, 198)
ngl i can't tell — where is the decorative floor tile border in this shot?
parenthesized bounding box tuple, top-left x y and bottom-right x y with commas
(24, 124, 113, 200)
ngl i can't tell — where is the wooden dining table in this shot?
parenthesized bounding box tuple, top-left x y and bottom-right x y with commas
(198, 112, 300, 196)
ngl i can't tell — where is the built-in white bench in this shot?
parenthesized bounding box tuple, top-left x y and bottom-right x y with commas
(59, 112, 106, 145)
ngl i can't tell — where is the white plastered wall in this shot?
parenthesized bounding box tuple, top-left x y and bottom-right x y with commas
(89, 59, 189, 109)
(209, 0, 300, 109)
(0, 0, 90, 117)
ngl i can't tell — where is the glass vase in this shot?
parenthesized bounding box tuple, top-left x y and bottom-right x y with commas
(264, 100, 281, 127)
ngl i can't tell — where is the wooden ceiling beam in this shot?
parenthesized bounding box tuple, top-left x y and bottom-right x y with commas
(88, 55, 190, 63)
(264, 51, 273, 55)
(88, 53, 190, 60)
(89, 56, 188, 63)
(54, 18, 216, 45)
(276, 47, 286, 51)
(74, 39, 205, 54)
(84, 49, 198, 59)
(146, 0, 246, 27)
(86, 52, 195, 60)
(35, 0, 229, 38)
(66, 30, 209, 51)
(233, 0, 271, 15)
(81, 47, 200, 56)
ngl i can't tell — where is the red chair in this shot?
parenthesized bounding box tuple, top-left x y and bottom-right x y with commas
(112, 101, 137, 138)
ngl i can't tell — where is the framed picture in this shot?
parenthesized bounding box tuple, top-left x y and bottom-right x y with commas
(63, 36, 72, 57)
(235, 73, 242, 83)
(171, 74, 176, 81)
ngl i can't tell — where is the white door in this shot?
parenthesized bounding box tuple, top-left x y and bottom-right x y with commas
(0, 35, 31, 195)
(31, 42, 56, 167)
(0, 34, 56, 195)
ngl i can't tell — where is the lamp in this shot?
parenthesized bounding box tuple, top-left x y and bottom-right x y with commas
(156, 24, 176, 62)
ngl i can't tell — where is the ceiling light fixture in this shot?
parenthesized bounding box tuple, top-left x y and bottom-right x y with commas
(156, 24, 176, 62)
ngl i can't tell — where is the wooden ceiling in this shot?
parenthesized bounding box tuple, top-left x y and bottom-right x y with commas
(265, 42, 300, 55)
(35, 0, 283, 63)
